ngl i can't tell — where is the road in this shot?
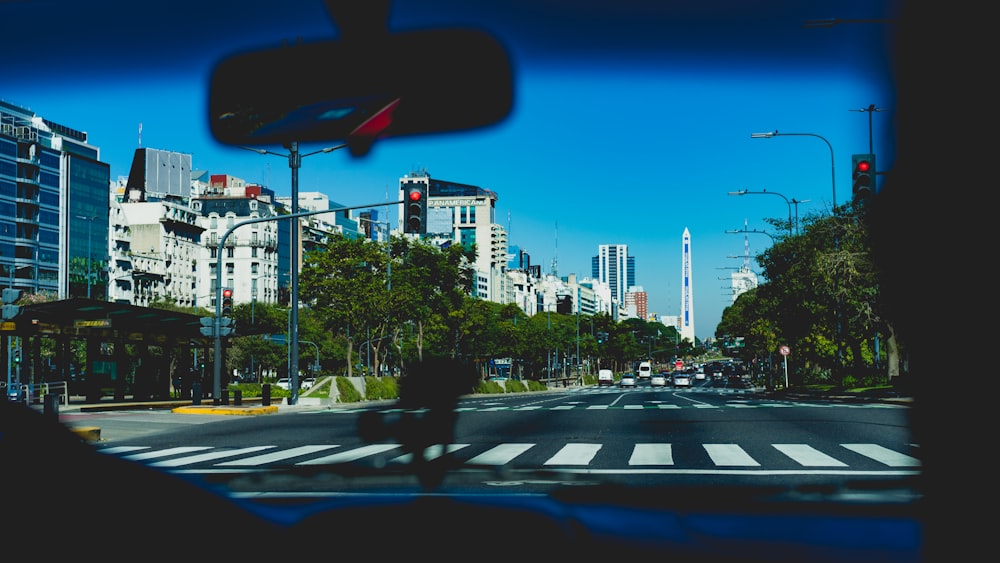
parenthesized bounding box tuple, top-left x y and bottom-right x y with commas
(58, 381, 917, 494)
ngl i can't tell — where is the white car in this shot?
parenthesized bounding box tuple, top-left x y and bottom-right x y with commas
(650, 373, 667, 387)
(273, 378, 291, 390)
(597, 369, 614, 387)
(673, 374, 691, 387)
(300, 377, 316, 390)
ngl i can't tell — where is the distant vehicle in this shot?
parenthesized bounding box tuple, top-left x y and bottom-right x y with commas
(673, 373, 691, 388)
(705, 362, 725, 380)
(620, 373, 637, 388)
(694, 370, 706, 380)
(637, 361, 652, 379)
(301, 377, 316, 390)
(274, 378, 291, 390)
(650, 373, 667, 387)
(597, 369, 614, 387)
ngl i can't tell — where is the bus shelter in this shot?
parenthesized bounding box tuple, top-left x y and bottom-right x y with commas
(2, 298, 216, 403)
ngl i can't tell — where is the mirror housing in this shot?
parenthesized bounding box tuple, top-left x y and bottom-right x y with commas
(208, 28, 513, 156)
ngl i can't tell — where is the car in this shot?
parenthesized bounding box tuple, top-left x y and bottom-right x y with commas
(694, 370, 706, 380)
(597, 369, 614, 387)
(619, 373, 637, 388)
(300, 377, 317, 390)
(650, 373, 667, 387)
(4, 0, 969, 560)
(672, 373, 691, 388)
(636, 361, 652, 379)
(273, 378, 292, 390)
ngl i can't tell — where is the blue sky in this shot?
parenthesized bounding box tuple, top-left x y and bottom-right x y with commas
(1, 1, 896, 342)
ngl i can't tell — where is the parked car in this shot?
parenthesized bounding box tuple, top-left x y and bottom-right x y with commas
(597, 369, 614, 387)
(273, 378, 292, 390)
(300, 377, 317, 390)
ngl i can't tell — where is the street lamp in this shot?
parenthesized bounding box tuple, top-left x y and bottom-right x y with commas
(240, 142, 347, 405)
(750, 130, 836, 208)
(725, 226, 776, 243)
(728, 189, 793, 235)
(849, 104, 883, 154)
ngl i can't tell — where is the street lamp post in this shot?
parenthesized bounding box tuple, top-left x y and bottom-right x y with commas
(241, 142, 347, 404)
(849, 104, 883, 154)
(725, 226, 776, 243)
(728, 189, 794, 235)
(750, 130, 836, 208)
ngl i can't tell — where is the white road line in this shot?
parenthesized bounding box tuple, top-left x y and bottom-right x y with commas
(216, 445, 340, 466)
(391, 443, 470, 464)
(544, 443, 602, 465)
(150, 446, 275, 467)
(772, 444, 847, 467)
(704, 444, 759, 466)
(629, 443, 674, 465)
(123, 446, 211, 461)
(297, 443, 400, 465)
(466, 443, 534, 466)
(841, 443, 921, 467)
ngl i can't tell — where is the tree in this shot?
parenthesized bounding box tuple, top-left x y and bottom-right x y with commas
(299, 234, 391, 377)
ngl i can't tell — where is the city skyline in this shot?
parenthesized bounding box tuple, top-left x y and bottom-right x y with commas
(2, 2, 894, 340)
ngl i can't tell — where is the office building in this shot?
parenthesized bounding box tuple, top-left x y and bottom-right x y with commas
(592, 244, 635, 311)
(0, 100, 108, 299)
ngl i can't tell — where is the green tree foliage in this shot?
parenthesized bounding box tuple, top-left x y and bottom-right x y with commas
(718, 203, 894, 387)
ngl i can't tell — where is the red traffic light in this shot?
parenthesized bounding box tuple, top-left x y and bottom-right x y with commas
(222, 288, 233, 298)
(408, 190, 422, 202)
(855, 160, 871, 172)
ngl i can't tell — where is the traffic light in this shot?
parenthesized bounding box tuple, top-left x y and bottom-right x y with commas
(221, 288, 233, 317)
(403, 181, 427, 234)
(851, 153, 875, 201)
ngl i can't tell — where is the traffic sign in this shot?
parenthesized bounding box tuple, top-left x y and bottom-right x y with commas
(779, 345, 790, 356)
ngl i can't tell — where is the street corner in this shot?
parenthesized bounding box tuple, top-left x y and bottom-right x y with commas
(71, 426, 101, 442)
(171, 404, 279, 415)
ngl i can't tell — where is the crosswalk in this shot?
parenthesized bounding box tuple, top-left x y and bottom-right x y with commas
(322, 400, 905, 414)
(97, 441, 920, 475)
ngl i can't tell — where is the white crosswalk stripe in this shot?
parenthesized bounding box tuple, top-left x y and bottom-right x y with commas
(100, 442, 921, 472)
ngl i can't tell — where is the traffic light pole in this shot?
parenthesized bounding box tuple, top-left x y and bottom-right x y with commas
(210, 199, 402, 401)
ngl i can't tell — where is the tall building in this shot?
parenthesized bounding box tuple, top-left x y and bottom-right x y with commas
(625, 286, 647, 320)
(1, 100, 109, 299)
(592, 244, 634, 309)
(680, 228, 695, 344)
(398, 170, 507, 303)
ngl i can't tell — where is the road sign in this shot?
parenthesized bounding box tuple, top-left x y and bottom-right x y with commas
(779, 345, 790, 356)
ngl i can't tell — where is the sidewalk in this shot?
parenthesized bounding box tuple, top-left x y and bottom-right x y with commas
(30, 394, 327, 442)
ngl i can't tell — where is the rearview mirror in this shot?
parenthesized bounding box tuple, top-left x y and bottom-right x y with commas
(208, 28, 514, 156)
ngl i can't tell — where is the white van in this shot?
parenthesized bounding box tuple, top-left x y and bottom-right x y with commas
(597, 369, 614, 387)
(637, 361, 652, 379)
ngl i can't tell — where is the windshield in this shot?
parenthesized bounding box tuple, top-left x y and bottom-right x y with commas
(4, 0, 959, 560)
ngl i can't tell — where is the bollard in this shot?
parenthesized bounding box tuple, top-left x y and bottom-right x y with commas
(221, 389, 229, 405)
(261, 383, 271, 406)
(233, 389, 242, 406)
(191, 382, 202, 405)
(44, 393, 59, 417)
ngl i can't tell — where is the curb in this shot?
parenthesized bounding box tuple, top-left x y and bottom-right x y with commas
(72, 426, 102, 442)
(172, 405, 280, 415)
